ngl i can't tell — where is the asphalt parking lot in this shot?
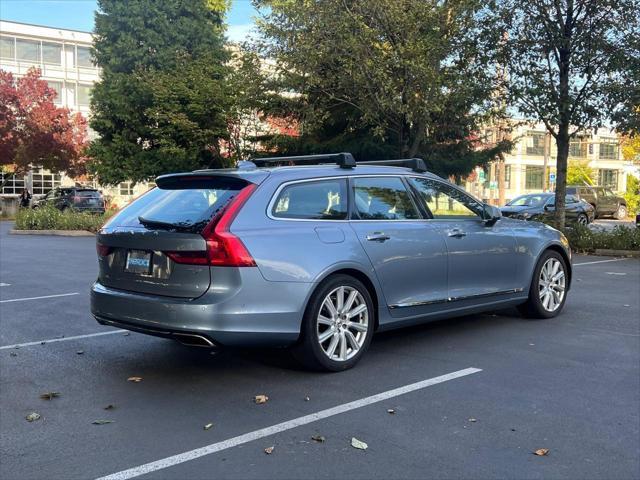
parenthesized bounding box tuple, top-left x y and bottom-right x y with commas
(1, 220, 639, 480)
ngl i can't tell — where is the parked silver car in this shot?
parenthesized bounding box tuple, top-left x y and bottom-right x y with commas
(91, 153, 572, 371)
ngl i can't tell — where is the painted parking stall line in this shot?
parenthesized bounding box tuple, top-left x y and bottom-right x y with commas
(573, 258, 630, 266)
(96, 367, 482, 480)
(0, 292, 79, 303)
(0, 330, 125, 350)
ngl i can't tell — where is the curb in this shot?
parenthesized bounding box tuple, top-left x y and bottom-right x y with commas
(593, 249, 640, 258)
(9, 229, 95, 237)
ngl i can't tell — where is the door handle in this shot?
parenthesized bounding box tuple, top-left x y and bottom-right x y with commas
(447, 229, 466, 238)
(366, 232, 391, 242)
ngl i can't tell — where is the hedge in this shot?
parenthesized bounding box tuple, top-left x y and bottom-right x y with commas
(15, 205, 116, 233)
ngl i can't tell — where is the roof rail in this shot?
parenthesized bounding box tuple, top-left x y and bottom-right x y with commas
(250, 152, 356, 169)
(358, 158, 427, 172)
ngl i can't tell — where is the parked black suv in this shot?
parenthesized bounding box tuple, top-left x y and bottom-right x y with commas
(33, 187, 106, 214)
(566, 185, 627, 219)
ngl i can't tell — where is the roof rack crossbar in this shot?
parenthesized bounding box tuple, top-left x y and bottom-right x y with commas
(250, 152, 356, 169)
(357, 158, 427, 173)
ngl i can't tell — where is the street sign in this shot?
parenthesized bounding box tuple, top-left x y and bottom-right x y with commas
(479, 170, 486, 182)
(549, 172, 556, 183)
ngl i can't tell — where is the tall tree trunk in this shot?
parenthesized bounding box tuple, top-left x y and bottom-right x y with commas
(555, 128, 569, 229)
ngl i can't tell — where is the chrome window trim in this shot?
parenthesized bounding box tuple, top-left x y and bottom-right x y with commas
(266, 174, 430, 223)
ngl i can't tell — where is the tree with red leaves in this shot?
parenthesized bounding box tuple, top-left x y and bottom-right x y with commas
(0, 68, 88, 189)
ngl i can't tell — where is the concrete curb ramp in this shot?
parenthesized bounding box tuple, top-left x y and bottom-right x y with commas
(9, 229, 95, 237)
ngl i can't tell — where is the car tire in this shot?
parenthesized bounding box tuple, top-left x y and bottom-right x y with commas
(518, 250, 568, 319)
(614, 204, 627, 220)
(577, 213, 588, 226)
(292, 274, 374, 372)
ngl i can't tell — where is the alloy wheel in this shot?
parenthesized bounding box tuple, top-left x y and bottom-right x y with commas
(538, 258, 566, 312)
(317, 286, 368, 362)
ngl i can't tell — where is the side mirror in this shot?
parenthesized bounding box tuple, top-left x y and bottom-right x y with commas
(483, 204, 502, 225)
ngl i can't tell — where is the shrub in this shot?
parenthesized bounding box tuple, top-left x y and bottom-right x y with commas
(15, 205, 116, 233)
(563, 224, 640, 253)
(624, 174, 639, 216)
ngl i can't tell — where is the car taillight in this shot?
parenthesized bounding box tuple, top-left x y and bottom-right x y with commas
(166, 183, 257, 267)
(72, 195, 81, 203)
(96, 242, 112, 257)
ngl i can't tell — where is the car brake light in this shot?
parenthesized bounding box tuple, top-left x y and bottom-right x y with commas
(72, 195, 81, 203)
(96, 242, 112, 257)
(165, 183, 257, 267)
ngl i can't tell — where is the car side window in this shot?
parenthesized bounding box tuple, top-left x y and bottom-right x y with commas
(272, 179, 347, 220)
(566, 194, 578, 204)
(351, 177, 420, 220)
(409, 177, 484, 220)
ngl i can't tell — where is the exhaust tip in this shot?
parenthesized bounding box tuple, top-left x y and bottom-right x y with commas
(174, 333, 216, 348)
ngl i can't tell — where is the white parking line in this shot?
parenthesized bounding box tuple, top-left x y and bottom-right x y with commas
(0, 292, 79, 303)
(0, 283, 11, 287)
(96, 367, 482, 480)
(0, 330, 125, 350)
(573, 258, 631, 266)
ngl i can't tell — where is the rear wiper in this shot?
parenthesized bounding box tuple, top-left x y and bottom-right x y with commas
(138, 216, 191, 230)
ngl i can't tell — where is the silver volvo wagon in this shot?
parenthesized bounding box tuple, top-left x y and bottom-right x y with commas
(91, 153, 571, 371)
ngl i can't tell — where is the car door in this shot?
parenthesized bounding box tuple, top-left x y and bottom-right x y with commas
(408, 177, 518, 301)
(348, 176, 448, 317)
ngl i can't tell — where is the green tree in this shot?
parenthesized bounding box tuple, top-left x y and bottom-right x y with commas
(497, 0, 639, 228)
(566, 160, 596, 186)
(88, 0, 231, 184)
(253, 0, 510, 179)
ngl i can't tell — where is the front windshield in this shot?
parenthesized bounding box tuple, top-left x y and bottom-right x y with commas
(507, 195, 549, 207)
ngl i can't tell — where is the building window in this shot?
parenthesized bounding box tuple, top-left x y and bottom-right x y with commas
(66, 82, 76, 106)
(598, 169, 619, 190)
(119, 182, 134, 196)
(47, 81, 62, 104)
(525, 166, 544, 190)
(31, 170, 62, 195)
(599, 138, 619, 160)
(42, 42, 62, 65)
(569, 137, 588, 158)
(0, 36, 15, 60)
(76, 46, 93, 68)
(0, 173, 25, 195)
(526, 132, 546, 156)
(16, 38, 40, 63)
(77, 84, 92, 106)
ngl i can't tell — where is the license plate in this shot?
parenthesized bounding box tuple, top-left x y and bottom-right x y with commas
(125, 250, 152, 275)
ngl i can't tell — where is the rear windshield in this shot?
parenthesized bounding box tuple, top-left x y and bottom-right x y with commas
(507, 195, 549, 207)
(75, 190, 101, 197)
(106, 177, 248, 232)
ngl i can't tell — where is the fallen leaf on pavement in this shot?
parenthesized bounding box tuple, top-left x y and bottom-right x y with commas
(468, 418, 477, 423)
(304, 396, 310, 402)
(104, 404, 115, 410)
(254, 394, 269, 404)
(10, 352, 17, 357)
(127, 376, 143, 382)
(534, 448, 549, 456)
(264, 446, 274, 454)
(26, 412, 41, 422)
(92, 420, 114, 425)
(123, 332, 130, 336)
(40, 392, 61, 400)
(204, 423, 214, 430)
(76, 350, 84, 355)
(351, 437, 368, 450)
(311, 435, 325, 443)
(387, 409, 395, 414)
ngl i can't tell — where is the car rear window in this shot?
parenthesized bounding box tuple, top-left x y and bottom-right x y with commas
(75, 190, 101, 197)
(106, 177, 248, 232)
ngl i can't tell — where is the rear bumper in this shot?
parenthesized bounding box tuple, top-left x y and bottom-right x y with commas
(90, 270, 310, 347)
